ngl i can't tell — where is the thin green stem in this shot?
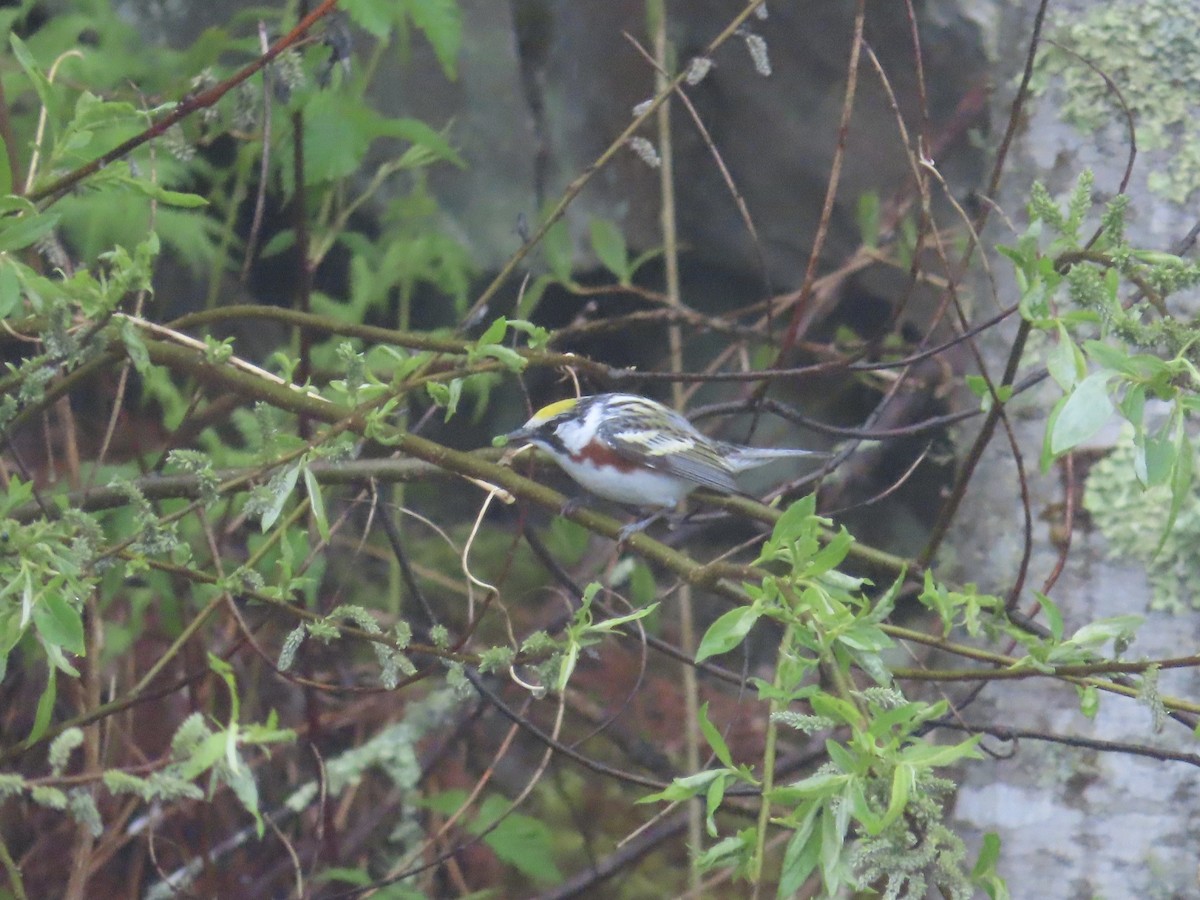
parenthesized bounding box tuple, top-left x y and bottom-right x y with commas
(647, 0, 703, 889)
(750, 624, 790, 893)
(0, 834, 28, 900)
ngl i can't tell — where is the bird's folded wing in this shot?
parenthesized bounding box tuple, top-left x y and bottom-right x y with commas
(605, 430, 739, 495)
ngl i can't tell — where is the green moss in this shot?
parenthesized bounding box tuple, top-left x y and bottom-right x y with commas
(1036, 1, 1200, 201)
(1084, 428, 1200, 612)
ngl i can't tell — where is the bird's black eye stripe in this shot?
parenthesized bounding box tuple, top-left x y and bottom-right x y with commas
(538, 430, 570, 454)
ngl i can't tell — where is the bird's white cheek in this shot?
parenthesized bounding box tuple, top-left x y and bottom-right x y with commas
(554, 457, 691, 508)
(554, 419, 592, 455)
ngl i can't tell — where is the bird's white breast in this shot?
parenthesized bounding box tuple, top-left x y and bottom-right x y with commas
(554, 454, 692, 507)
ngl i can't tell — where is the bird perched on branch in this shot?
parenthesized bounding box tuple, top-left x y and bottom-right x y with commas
(504, 393, 826, 536)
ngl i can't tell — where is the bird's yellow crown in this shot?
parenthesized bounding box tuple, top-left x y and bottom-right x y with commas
(528, 397, 579, 424)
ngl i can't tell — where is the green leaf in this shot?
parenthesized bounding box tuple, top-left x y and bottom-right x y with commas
(302, 466, 330, 543)
(589, 218, 629, 283)
(1036, 591, 1063, 641)
(515, 274, 553, 319)
(113, 169, 209, 208)
(477, 316, 508, 346)
(695, 605, 761, 663)
(260, 463, 301, 531)
(419, 788, 468, 815)
(119, 317, 151, 373)
(804, 528, 852, 577)
(700, 772, 729, 838)
(1119, 383, 1145, 436)
(226, 751, 264, 837)
(973, 831, 1002, 877)
(0, 263, 20, 318)
(383, 118, 465, 167)
(405, 0, 463, 79)
(28, 663, 56, 745)
(0, 211, 61, 253)
(1050, 371, 1113, 455)
(1018, 279, 1049, 321)
(698, 702, 734, 769)
(340, 0, 397, 38)
(259, 229, 296, 259)
(1142, 427, 1175, 487)
(1155, 427, 1193, 559)
(694, 830, 754, 873)
(1082, 339, 1139, 377)
(844, 778, 879, 835)
(1078, 684, 1099, 718)
(586, 602, 658, 634)
(314, 868, 373, 888)
(844, 644, 892, 687)
(629, 562, 657, 607)
(1041, 394, 1065, 472)
(476, 802, 562, 883)
(1046, 325, 1082, 390)
(1067, 615, 1142, 652)
(856, 191, 880, 249)
(376, 117, 465, 168)
(777, 803, 822, 897)
(426, 377, 462, 420)
(123, 180, 209, 208)
(765, 494, 818, 552)
(0, 608, 23, 682)
(176, 730, 228, 780)
(971, 832, 1009, 900)
(542, 219, 573, 283)
(812, 696, 864, 730)
(819, 802, 848, 891)
(639, 769, 724, 804)
(865, 571, 905, 624)
(0, 135, 10, 196)
(33, 592, 85, 656)
(897, 736, 983, 767)
(10, 35, 63, 142)
(301, 92, 382, 185)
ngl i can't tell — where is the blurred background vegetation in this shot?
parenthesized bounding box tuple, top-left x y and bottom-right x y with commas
(2, 0, 1200, 897)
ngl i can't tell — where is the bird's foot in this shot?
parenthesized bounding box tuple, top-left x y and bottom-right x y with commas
(559, 495, 589, 517)
(617, 510, 669, 543)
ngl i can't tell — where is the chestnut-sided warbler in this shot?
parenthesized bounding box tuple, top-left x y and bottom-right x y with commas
(504, 393, 826, 514)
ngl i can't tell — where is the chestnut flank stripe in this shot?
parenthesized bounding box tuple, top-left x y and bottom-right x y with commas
(571, 441, 641, 472)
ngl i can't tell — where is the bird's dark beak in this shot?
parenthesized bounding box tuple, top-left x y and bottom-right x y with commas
(503, 425, 532, 445)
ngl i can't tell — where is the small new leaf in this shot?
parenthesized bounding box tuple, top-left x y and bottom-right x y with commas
(302, 466, 330, 543)
(259, 464, 301, 532)
(589, 218, 629, 283)
(698, 702, 735, 769)
(1050, 371, 1114, 455)
(695, 605, 761, 663)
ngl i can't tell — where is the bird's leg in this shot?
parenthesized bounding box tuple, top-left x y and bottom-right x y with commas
(617, 509, 670, 543)
(559, 494, 590, 517)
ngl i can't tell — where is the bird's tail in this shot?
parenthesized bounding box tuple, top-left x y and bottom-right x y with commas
(723, 445, 830, 472)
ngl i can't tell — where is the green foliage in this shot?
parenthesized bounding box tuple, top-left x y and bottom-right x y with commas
(423, 790, 564, 883)
(1003, 171, 1200, 553)
(856, 191, 881, 250)
(0, 1, 1182, 895)
(0, 511, 98, 681)
(2, 711, 293, 849)
(0, 3, 478, 891)
(1086, 428, 1200, 611)
(590, 217, 631, 284)
(646, 497, 993, 896)
(537, 582, 658, 693)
